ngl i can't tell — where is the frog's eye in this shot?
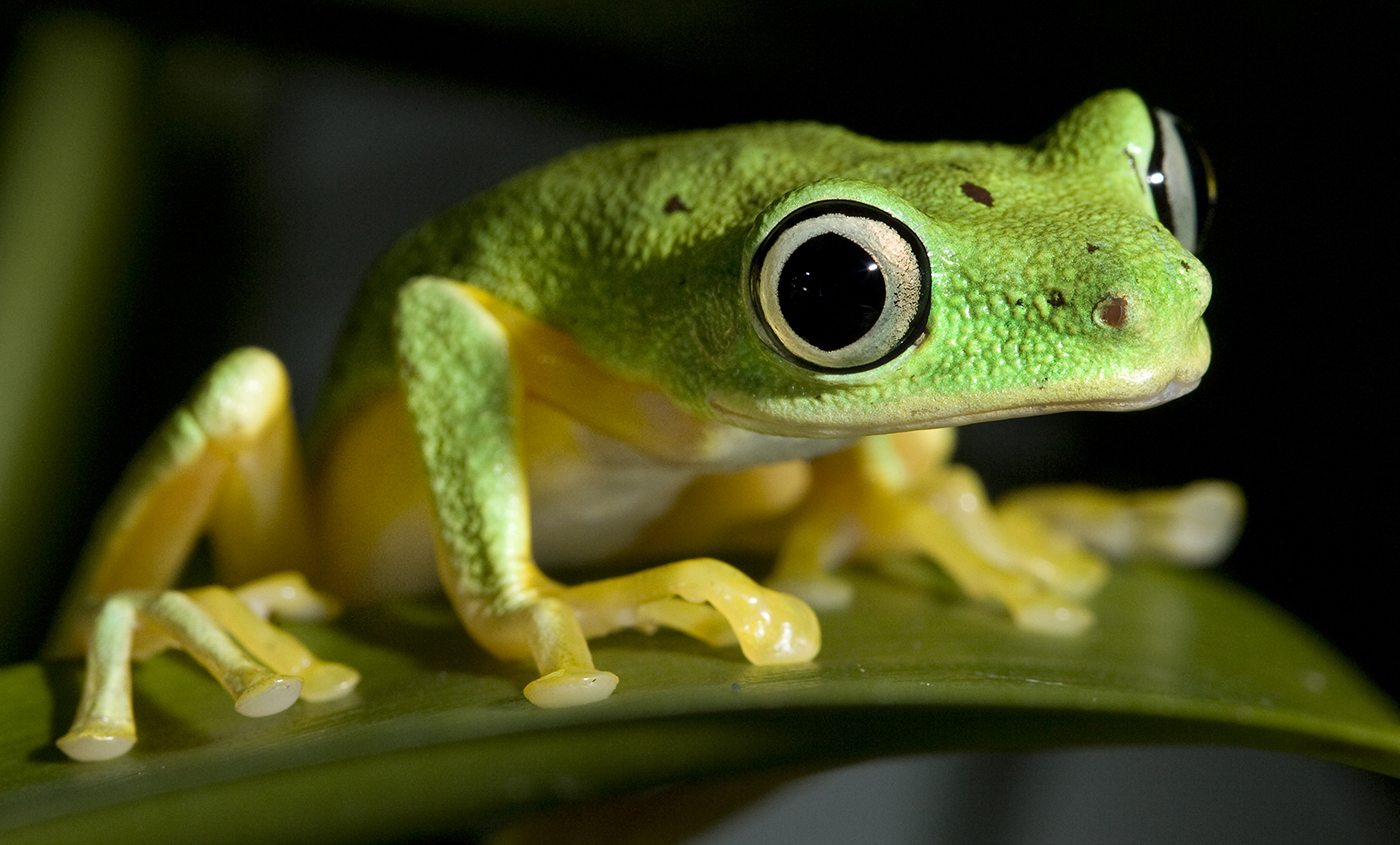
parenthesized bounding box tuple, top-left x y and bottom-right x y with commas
(1149, 108, 1217, 254)
(749, 200, 930, 373)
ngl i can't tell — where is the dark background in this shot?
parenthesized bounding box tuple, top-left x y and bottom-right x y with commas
(0, 2, 1392, 841)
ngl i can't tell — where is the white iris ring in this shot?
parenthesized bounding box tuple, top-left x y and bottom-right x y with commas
(758, 212, 924, 370)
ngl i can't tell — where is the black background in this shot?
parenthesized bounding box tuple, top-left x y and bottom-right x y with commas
(1, 1, 1392, 839)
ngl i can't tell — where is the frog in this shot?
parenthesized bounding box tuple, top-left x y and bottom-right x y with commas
(45, 89, 1242, 762)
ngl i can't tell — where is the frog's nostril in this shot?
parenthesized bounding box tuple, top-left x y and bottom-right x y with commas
(1094, 295, 1129, 329)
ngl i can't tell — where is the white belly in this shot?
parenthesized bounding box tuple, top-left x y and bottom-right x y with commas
(525, 408, 851, 566)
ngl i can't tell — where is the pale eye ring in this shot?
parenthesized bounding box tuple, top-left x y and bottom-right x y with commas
(749, 200, 930, 373)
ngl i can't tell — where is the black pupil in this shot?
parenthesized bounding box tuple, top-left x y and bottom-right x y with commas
(777, 232, 885, 351)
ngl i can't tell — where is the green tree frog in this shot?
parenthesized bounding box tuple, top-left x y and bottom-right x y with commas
(46, 89, 1241, 762)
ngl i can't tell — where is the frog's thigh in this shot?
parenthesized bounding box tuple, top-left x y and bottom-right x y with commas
(52, 347, 316, 643)
(999, 479, 1245, 566)
(310, 388, 439, 604)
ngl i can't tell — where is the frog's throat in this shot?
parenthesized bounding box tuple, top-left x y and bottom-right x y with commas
(707, 375, 1201, 438)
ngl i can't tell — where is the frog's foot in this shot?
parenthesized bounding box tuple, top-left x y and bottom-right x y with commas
(766, 450, 1104, 635)
(188, 576, 360, 701)
(888, 512, 1101, 636)
(57, 579, 359, 762)
(1000, 479, 1245, 567)
(559, 558, 821, 666)
(482, 596, 621, 709)
(468, 559, 819, 709)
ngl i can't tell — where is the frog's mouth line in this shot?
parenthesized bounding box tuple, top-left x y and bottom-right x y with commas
(709, 376, 1202, 438)
(917, 375, 1202, 429)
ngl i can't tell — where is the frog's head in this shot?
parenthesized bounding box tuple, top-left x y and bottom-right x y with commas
(709, 90, 1216, 437)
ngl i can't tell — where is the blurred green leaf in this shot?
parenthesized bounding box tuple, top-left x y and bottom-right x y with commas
(0, 13, 144, 658)
(1, 565, 1396, 843)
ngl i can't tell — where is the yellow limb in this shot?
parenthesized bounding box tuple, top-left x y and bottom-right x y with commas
(48, 348, 317, 654)
(55, 597, 137, 762)
(190, 580, 359, 701)
(999, 479, 1245, 567)
(48, 349, 358, 761)
(553, 558, 820, 664)
(768, 429, 1106, 634)
(57, 590, 303, 762)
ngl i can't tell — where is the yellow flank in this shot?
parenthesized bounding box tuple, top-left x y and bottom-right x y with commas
(310, 389, 438, 603)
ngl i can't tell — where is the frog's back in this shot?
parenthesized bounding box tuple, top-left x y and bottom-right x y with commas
(310, 122, 902, 446)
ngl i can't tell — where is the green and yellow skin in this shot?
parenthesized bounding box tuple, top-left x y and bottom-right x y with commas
(47, 90, 1242, 761)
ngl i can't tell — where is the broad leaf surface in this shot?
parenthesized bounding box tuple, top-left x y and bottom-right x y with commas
(0, 566, 1396, 843)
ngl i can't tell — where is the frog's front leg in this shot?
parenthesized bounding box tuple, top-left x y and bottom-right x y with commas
(394, 279, 819, 708)
(49, 349, 358, 761)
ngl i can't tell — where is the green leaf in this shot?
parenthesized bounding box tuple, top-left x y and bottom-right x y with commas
(1, 565, 1396, 843)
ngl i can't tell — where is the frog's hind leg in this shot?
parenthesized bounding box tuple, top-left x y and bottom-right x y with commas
(48, 348, 356, 761)
(998, 480, 1245, 567)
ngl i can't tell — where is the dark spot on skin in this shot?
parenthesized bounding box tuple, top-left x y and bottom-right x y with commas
(1096, 296, 1129, 329)
(1015, 298, 1024, 306)
(1181, 260, 1190, 271)
(960, 182, 994, 207)
(950, 163, 970, 172)
(1086, 242, 1100, 253)
(1047, 290, 1067, 308)
(664, 194, 691, 214)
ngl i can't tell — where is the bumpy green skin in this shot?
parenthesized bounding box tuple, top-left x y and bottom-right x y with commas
(315, 89, 1208, 450)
